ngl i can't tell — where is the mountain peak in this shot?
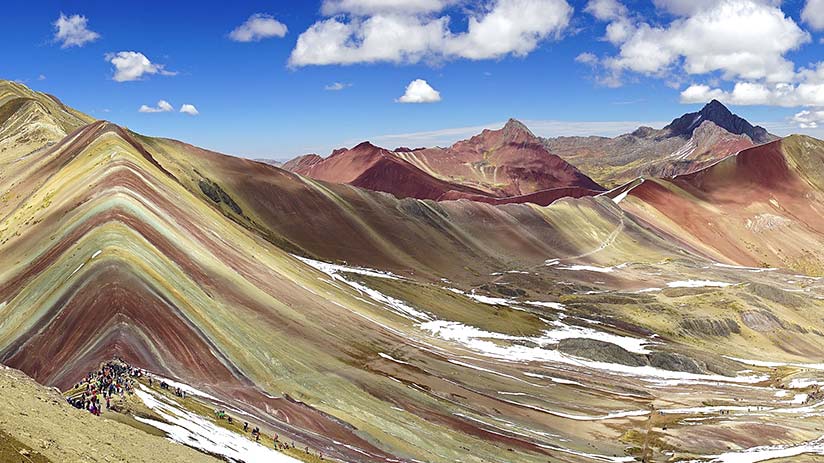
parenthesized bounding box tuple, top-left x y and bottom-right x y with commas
(664, 100, 772, 144)
(502, 118, 535, 137)
(351, 141, 384, 153)
(704, 99, 728, 111)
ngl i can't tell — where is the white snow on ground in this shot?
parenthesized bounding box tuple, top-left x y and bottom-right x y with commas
(296, 256, 765, 386)
(791, 393, 809, 404)
(448, 288, 567, 312)
(522, 300, 566, 311)
(672, 138, 697, 160)
(712, 263, 776, 273)
(431, 321, 767, 384)
(497, 393, 650, 421)
(345, 279, 432, 321)
(421, 320, 766, 384)
(789, 378, 824, 389)
(612, 189, 630, 204)
(378, 352, 412, 365)
(135, 387, 300, 463)
(466, 293, 514, 306)
(696, 435, 824, 463)
(148, 374, 219, 401)
(544, 259, 560, 266)
(70, 262, 84, 276)
(296, 255, 431, 322)
(91, 250, 102, 259)
(601, 178, 644, 205)
(728, 357, 824, 371)
(666, 280, 732, 288)
(523, 372, 583, 386)
(558, 263, 627, 273)
(294, 255, 401, 280)
(420, 318, 652, 356)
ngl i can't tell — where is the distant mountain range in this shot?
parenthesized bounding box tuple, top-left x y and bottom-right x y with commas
(283, 100, 777, 199)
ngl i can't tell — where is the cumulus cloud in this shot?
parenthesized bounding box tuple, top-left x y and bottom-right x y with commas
(180, 104, 199, 116)
(138, 100, 174, 113)
(792, 109, 824, 129)
(649, 0, 766, 16)
(802, 0, 824, 30)
(325, 82, 352, 90)
(289, 0, 572, 66)
(591, 0, 808, 84)
(106, 52, 176, 82)
(321, 0, 452, 15)
(229, 14, 288, 42)
(584, 0, 627, 21)
(397, 79, 441, 103)
(575, 52, 598, 66)
(53, 13, 100, 48)
(680, 63, 824, 107)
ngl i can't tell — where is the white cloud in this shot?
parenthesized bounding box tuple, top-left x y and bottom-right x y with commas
(575, 52, 598, 66)
(650, 0, 770, 16)
(325, 82, 352, 90)
(321, 0, 452, 15)
(180, 104, 199, 116)
(680, 63, 824, 107)
(53, 13, 100, 48)
(37, 74, 46, 81)
(792, 109, 824, 129)
(584, 0, 627, 21)
(106, 51, 176, 82)
(289, 0, 572, 66)
(802, 0, 824, 30)
(138, 100, 174, 113)
(583, 0, 809, 90)
(397, 79, 441, 103)
(229, 14, 288, 42)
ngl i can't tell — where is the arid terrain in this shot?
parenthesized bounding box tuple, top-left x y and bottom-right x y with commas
(4, 79, 824, 463)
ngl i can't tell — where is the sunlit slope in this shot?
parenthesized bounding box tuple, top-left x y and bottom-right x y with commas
(0, 120, 683, 462)
(6, 80, 824, 462)
(0, 80, 93, 162)
(142, 135, 679, 280)
(622, 136, 824, 275)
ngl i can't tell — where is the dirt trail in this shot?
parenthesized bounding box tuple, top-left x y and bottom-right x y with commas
(0, 365, 219, 463)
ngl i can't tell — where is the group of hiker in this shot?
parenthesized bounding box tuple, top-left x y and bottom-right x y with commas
(150, 376, 187, 399)
(66, 358, 140, 415)
(213, 411, 324, 459)
(67, 358, 326, 460)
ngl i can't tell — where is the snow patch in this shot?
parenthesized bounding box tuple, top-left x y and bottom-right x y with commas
(699, 436, 824, 463)
(558, 263, 627, 274)
(419, 318, 652, 358)
(135, 387, 300, 463)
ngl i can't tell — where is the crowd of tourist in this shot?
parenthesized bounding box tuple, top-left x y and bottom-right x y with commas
(65, 358, 141, 415)
(66, 358, 326, 460)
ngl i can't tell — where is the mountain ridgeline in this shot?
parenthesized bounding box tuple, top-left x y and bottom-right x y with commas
(284, 100, 777, 194)
(664, 99, 773, 143)
(6, 79, 824, 463)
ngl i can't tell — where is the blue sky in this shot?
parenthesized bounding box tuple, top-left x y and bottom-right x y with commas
(3, 0, 824, 160)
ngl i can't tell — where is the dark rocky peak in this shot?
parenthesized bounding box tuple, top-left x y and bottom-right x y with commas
(665, 99, 772, 143)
